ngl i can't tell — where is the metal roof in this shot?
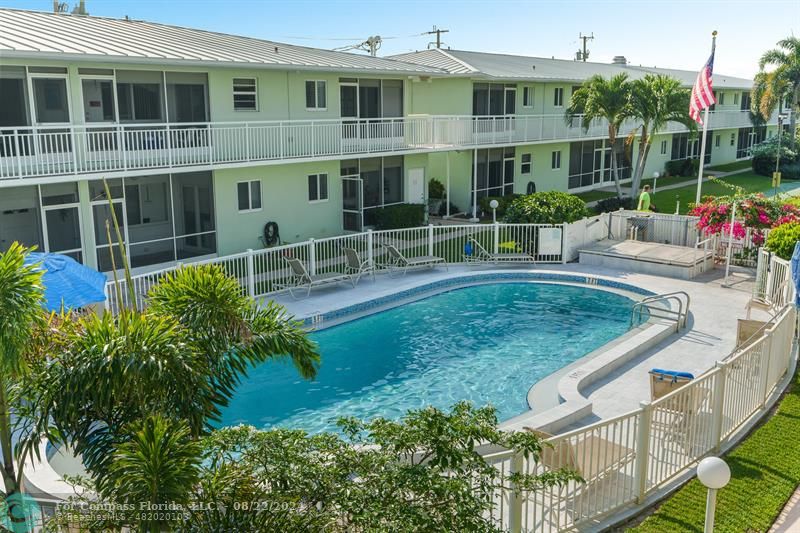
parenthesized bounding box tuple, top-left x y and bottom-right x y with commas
(0, 8, 446, 75)
(389, 49, 753, 89)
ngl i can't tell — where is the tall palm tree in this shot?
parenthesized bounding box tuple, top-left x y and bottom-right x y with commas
(753, 36, 800, 150)
(566, 73, 632, 199)
(0, 243, 44, 496)
(627, 74, 695, 197)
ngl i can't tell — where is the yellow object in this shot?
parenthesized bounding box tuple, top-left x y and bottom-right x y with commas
(773, 171, 782, 188)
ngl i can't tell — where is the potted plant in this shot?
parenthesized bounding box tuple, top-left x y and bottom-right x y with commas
(428, 178, 445, 215)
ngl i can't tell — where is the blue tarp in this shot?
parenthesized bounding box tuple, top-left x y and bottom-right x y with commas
(23, 253, 107, 311)
(791, 242, 800, 308)
(650, 368, 695, 380)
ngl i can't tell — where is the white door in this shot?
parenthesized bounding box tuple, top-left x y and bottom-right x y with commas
(406, 168, 425, 205)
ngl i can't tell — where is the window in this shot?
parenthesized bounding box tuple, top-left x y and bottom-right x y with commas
(308, 173, 329, 202)
(660, 140, 667, 155)
(521, 153, 532, 174)
(715, 134, 721, 148)
(553, 87, 564, 107)
(473, 148, 515, 200)
(116, 83, 162, 121)
(305, 80, 327, 110)
(733, 93, 740, 106)
(567, 139, 631, 189)
(237, 180, 261, 212)
(472, 83, 515, 115)
(740, 92, 751, 111)
(523, 86, 534, 108)
(730, 133, 736, 146)
(718, 92, 725, 106)
(233, 78, 257, 111)
(551, 150, 561, 169)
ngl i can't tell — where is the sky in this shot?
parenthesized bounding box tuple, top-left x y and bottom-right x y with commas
(2, 0, 798, 79)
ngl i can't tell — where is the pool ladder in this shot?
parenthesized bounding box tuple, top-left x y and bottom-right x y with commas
(630, 291, 690, 332)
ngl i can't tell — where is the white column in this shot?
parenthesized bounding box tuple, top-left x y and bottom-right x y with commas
(445, 152, 451, 218)
(471, 148, 479, 222)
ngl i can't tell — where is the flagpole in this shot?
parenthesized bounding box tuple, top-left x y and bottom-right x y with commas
(695, 30, 718, 206)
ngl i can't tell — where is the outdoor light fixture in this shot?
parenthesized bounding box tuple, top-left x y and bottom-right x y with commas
(489, 199, 499, 223)
(697, 456, 731, 533)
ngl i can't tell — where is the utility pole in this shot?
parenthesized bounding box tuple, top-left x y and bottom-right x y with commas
(577, 32, 594, 62)
(425, 25, 449, 49)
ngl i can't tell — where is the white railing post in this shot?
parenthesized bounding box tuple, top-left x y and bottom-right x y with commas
(165, 124, 173, 168)
(508, 452, 524, 533)
(69, 127, 79, 174)
(13, 129, 23, 178)
(428, 224, 434, 256)
(245, 123, 251, 161)
(308, 238, 316, 276)
(634, 401, 652, 503)
(493, 223, 500, 254)
(561, 222, 568, 264)
(760, 332, 774, 407)
(367, 229, 374, 267)
(246, 248, 255, 298)
(711, 362, 727, 452)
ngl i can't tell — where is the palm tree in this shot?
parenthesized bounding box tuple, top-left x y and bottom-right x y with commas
(40, 264, 320, 491)
(0, 243, 44, 496)
(566, 73, 632, 198)
(627, 74, 695, 197)
(753, 36, 800, 150)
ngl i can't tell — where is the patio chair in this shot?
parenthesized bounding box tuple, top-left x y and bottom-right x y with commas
(343, 247, 375, 285)
(463, 236, 533, 264)
(648, 369, 709, 452)
(278, 257, 353, 298)
(381, 244, 447, 276)
(523, 427, 636, 524)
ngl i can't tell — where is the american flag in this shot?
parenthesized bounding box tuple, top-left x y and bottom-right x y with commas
(690, 52, 716, 125)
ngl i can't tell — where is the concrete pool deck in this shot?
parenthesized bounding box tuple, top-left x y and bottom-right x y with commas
(267, 263, 770, 431)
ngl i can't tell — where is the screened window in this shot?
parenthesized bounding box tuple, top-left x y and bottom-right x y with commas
(472, 83, 516, 116)
(237, 180, 262, 212)
(523, 87, 534, 108)
(308, 173, 329, 202)
(472, 148, 514, 200)
(551, 150, 561, 169)
(718, 92, 725, 106)
(305, 80, 327, 110)
(734, 93, 740, 106)
(660, 140, 667, 155)
(521, 153, 532, 174)
(553, 88, 564, 107)
(715, 134, 721, 148)
(117, 83, 162, 121)
(233, 78, 257, 111)
(740, 92, 751, 111)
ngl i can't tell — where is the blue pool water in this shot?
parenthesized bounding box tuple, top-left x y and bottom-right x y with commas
(220, 283, 634, 434)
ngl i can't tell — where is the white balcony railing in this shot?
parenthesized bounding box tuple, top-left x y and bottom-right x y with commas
(0, 109, 782, 182)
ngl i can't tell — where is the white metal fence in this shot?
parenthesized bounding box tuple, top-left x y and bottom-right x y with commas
(0, 109, 780, 181)
(485, 303, 796, 532)
(104, 222, 566, 314)
(607, 210, 702, 247)
(754, 248, 794, 308)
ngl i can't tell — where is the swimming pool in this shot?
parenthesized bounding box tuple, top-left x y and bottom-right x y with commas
(220, 282, 635, 434)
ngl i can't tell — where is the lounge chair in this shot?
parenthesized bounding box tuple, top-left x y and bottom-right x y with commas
(524, 427, 636, 524)
(343, 247, 375, 285)
(463, 236, 534, 264)
(381, 244, 447, 276)
(649, 368, 694, 400)
(278, 256, 353, 298)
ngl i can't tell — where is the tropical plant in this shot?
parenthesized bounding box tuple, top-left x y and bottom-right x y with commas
(566, 73, 632, 198)
(750, 131, 800, 178)
(33, 264, 320, 494)
(504, 191, 589, 224)
(627, 74, 695, 197)
(0, 243, 44, 496)
(752, 36, 800, 150)
(54, 403, 579, 532)
(766, 221, 800, 260)
(428, 178, 445, 199)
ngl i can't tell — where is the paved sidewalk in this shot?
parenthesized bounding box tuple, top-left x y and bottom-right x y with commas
(770, 486, 800, 532)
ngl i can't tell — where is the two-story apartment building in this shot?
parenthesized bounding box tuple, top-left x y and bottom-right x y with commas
(0, 8, 785, 275)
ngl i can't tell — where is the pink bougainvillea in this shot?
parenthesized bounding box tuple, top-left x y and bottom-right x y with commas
(689, 194, 800, 246)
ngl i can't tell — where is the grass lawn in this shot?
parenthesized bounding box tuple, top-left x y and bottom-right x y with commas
(626, 367, 800, 533)
(707, 159, 752, 173)
(652, 172, 773, 215)
(576, 189, 617, 203)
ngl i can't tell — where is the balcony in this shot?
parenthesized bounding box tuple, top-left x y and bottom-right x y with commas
(0, 110, 781, 183)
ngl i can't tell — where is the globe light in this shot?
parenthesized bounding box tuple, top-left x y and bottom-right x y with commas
(653, 172, 660, 179)
(697, 457, 730, 489)
(489, 199, 499, 209)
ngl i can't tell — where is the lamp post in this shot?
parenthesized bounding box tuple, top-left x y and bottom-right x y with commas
(774, 114, 788, 196)
(697, 456, 731, 533)
(489, 199, 499, 224)
(652, 171, 660, 199)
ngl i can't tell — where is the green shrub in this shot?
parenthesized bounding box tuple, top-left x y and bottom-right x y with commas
(437, 201, 460, 217)
(373, 203, 426, 230)
(751, 132, 799, 178)
(665, 158, 700, 177)
(428, 178, 445, 199)
(504, 191, 589, 224)
(595, 196, 635, 213)
(766, 222, 800, 260)
(478, 194, 520, 218)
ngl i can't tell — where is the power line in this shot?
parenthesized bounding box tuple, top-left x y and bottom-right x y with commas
(575, 32, 594, 62)
(424, 25, 449, 49)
